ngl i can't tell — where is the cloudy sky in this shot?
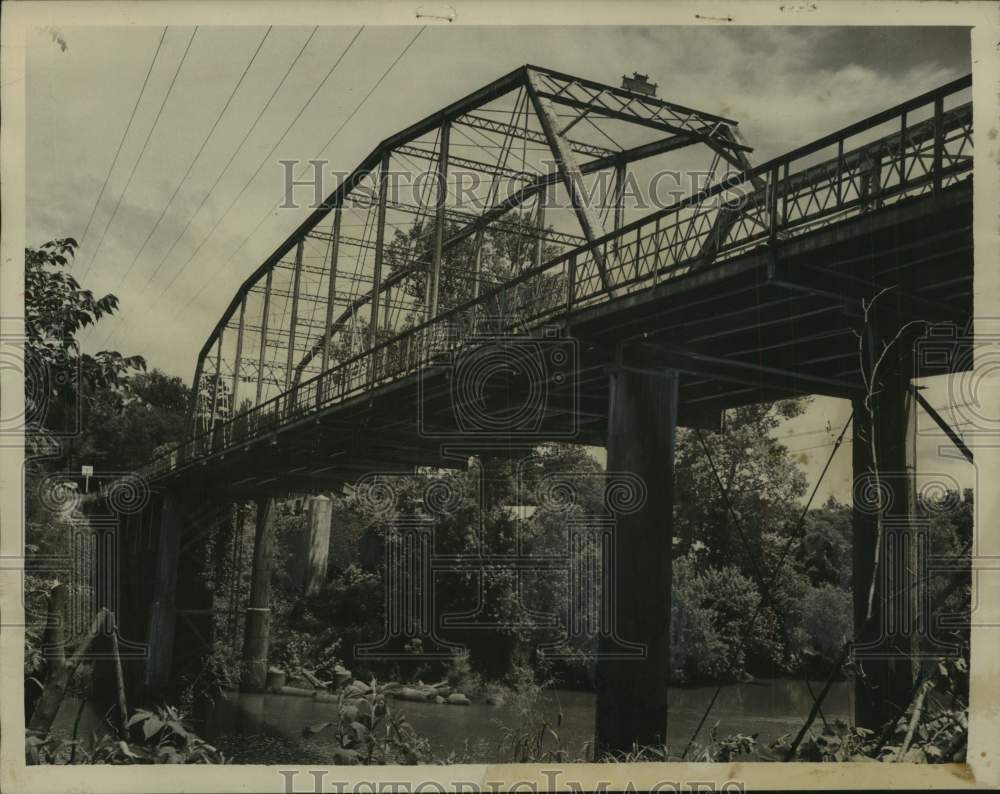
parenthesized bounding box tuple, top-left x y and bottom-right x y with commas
(26, 24, 973, 500)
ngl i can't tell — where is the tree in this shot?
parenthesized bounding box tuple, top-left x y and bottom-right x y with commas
(795, 497, 853, 589)
(383, 217, 565, 324)
(24, 237, 148, 724)
(673, 399, 809, 574)
(25, 238, 145, 448)
(70, 369, 190, 472)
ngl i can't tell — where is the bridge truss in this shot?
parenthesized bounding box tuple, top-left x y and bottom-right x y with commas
(150, 69, 972, 481)
(183, 66, 754, 443)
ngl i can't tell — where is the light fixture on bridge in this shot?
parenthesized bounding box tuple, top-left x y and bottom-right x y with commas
(621, 72, 658, 97)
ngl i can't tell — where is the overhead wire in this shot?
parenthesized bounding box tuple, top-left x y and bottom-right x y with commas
(80, 26, 200, 280)
(164, 27, 427, 380)
(114, 27, 274, 290)
(207, 26, 428, 293)
(77, 28, 168, 249)
(155, 26, 366, 303)
(122, 27, 321, 303)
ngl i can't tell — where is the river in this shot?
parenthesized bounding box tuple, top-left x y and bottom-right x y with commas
(205, 678, 853, 762)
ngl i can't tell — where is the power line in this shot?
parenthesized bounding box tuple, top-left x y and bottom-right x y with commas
(113, 27, 274, 290)
(92, 26, 321, 349)
(194, 27, 427, 295)
(79, 27, 200, 280)
(159, 26, 426, 349)
(153, 26, 366, 302)
(77, 28, 168, 249)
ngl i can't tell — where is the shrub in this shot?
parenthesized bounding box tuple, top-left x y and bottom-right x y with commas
(670, 553, 782, 682)
(797, 584, 852, 662)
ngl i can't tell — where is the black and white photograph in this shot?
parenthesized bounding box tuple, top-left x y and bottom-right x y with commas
(3, 2, 999, 791)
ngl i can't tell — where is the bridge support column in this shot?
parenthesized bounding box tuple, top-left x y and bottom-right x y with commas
(595, 368, 678, 756)
(852, 320, 920, 731)
(304, 495, 333, 597)
(146, 493, 181, 690)
(241, 497, 277, 692)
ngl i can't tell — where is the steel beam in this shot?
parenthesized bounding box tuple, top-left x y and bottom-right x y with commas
(256, 270, 273, 405)
(231, 295, 246, 410)
(526, 71, 612, 295)
(913, 388, 974, 463)
(369, 152, 391, 379)
(209, 333, 223, 434)
(284, 241, 305, 392)
(321, 208, 342, 375)
(456, 113, 615, 158)
(623, 341, 861, 400)
(429, 121, 450, 320)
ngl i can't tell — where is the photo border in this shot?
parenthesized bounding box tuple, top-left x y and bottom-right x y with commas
(2, 1, 998, 790)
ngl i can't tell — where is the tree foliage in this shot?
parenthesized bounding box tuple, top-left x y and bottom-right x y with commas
(25, 238, 145, 440)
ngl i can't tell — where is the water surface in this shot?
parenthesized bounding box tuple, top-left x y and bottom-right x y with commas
(206, 678, 853, 762)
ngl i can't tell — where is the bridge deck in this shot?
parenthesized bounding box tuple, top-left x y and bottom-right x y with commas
(152, 179, 972, 498)
(137, 71, 973, 497)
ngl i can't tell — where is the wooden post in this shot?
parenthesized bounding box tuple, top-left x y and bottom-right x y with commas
(429, 121, 450, 320)
(595, 368, 677, 755)
(852, 314, 919, 730)
(256, 270, 273, 405)
(241, 497, 277, 692)
(42, 583, 68, 673)
(146, 494, 182, 690)
(304, 495, 333, 596)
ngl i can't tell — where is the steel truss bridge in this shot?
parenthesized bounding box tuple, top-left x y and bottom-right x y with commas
(113, 66, 974, 754)
(139, 66, 972, 495)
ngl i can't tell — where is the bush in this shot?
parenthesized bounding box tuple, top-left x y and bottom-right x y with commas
(26, 705, 226, 765)
(670, 553, 782, 682)
(797, 584, 852, 662)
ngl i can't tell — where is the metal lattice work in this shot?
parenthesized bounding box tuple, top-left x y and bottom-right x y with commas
(183, 65, 750, 440)
(146, 69, 972, 479)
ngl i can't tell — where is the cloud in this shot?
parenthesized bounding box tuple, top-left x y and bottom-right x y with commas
(26, 25, 971, 381)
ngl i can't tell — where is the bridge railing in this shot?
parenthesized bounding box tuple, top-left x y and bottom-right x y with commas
(566, 77, 972, 309)
(142, 75, 972, 481)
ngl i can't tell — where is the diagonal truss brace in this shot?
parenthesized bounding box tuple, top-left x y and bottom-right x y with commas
(526, 70, 614, 296)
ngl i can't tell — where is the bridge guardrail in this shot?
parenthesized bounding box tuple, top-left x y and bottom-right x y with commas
(142, 76, 972, 482)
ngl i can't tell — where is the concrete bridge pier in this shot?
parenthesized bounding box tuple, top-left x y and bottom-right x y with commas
(241, 496, 277, 692)
(595, 367, 678, 756)
(851, 316, 920, 731)
(146, 492, 181, 690)
(304, 495, 333, 597)
(144, 493, 228, 697)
